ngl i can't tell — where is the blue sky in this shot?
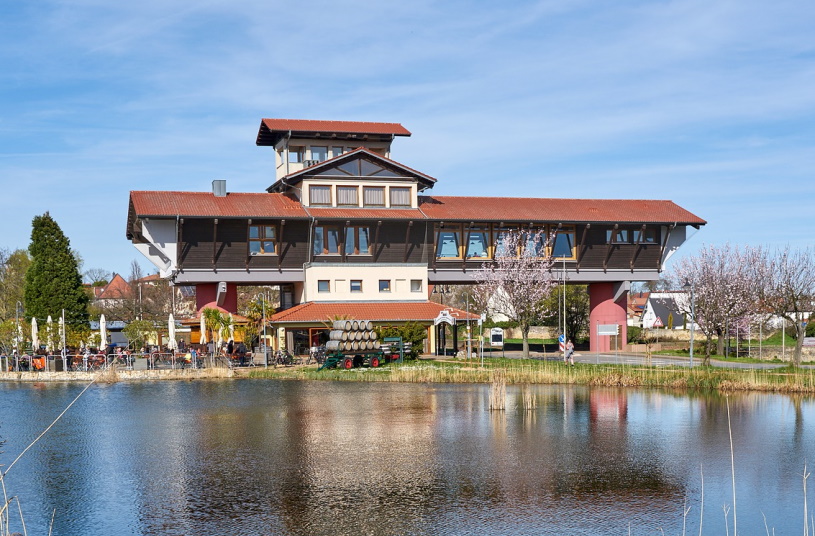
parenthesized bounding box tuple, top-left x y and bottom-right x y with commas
(1, 0, 813, 280)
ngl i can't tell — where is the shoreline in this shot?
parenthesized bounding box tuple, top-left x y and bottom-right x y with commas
(3, 355, 815, 394)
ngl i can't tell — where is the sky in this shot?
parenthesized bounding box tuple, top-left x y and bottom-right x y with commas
(1, 0, 814, 281)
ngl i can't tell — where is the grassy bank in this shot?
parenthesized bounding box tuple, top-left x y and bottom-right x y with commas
(246, 358, 815, 394)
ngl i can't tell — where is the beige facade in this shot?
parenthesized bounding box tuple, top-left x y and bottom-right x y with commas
(303, 264, 428, 303)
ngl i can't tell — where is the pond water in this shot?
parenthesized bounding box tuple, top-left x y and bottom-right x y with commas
(0, 379, 813, 535)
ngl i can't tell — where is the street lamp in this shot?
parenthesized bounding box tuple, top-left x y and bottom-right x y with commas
(683, 282, 694, 367)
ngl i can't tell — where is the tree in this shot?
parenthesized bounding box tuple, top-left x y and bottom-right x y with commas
(84, 267, 112, 286)
(375, 322, 427, 359)
(670, 243, 761, 365)
(540, 284, 590, 342)
(0, 248, 31, 321)
(24, 213, 89, 328)
(472, 229, 557, 358)
(763, 246, 815, 367)
(122, 319, 156, 351)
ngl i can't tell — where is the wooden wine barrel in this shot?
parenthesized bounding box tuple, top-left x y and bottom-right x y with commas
(326, 340, 342, 350)
(329, 330, 348, 341)
(333, 320, 353, 331)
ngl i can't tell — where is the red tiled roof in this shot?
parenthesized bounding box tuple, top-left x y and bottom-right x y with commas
(419, 196, 706, 225)
(260, 118, 411, 137)
(188, 302, 250, 323)
(96, 273, 132, 300)
(129, 191, 705, 225)
(269, 301, 479, 324)
(130, 191, 308, 218)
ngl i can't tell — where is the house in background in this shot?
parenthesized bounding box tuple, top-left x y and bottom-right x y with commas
(640, 292, 688, 330)
(627, 292, 649, 327)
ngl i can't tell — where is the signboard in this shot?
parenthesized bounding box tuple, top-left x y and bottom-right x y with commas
(803, 337, 815, 347)
(597, 324, 619, 336)
(558, 334, 566, 352)
(490, 327, 504, 347)
(434, 310, 456, 326)
(652, 316, 664, 328)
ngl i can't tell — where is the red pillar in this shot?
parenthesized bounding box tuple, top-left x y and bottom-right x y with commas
(589, 282, 628, 353)
(196, 282, 238, 313)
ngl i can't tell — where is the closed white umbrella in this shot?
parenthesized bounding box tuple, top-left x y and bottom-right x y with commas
(168, 314, 177, 350)
(199, 314, 207, 345)
(31, 317, 39, 353)
(46, 315, 53, 352)
(228, 313, 235, 342)
(99, 314, 107, 351)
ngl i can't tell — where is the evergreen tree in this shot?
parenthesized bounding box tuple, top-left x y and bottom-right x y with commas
(23, 212, 89, 327)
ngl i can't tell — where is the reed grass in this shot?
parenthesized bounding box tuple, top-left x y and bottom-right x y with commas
(246, 358, 815, 394)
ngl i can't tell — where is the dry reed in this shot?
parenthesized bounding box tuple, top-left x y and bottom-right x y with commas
(489, 369, 506, 410)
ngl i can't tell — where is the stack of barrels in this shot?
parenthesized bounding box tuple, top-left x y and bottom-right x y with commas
(325, 320, 379, 352)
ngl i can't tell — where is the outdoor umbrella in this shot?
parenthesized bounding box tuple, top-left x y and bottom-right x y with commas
(31, 317, 39, 353)
(228, 313, 235, 342)
(99, 314, 107, 351)
(168, 314, 176, 350)
(199, 314, 207, 345)
(58, 315, 65, 349)
(46, 315, 53, 352)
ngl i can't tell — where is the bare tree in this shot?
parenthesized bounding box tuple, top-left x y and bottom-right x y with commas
(671, 244, 762, 365)
(764, 246, 815, 366)
(472, 229, 557, 358)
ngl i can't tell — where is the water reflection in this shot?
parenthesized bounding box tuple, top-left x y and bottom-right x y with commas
(0, 381, 813, 535)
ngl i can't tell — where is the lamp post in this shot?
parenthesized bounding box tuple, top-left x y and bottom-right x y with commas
(683, 282, 694, 367)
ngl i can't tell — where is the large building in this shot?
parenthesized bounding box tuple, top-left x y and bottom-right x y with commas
(126, 118, 705, 353)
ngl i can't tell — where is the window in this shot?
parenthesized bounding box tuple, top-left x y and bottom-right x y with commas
(311, 146, 327, 162)
(522, 229, 547, 257)
(410, 280, 423, 292)
(331, 146, 344, 158)
(379, 280, 391, 292)
(363, 186, 385, 207)
(606, 229, 630, 244)
(390, 187, 411, 207)
(317, 280, 330, 292)
(249, 224, 277, 255)
(314, 226, 341, 255)
(309, 185, 332, 206)
(466, 227, 489, 258)
(344, 226, 371, 255)
(633, 228, 658, 244)
(350, 280, 362, 292)
(337, 186, 359, 207)
(289, 146, 304, 163)
(436, 227, 461, 258)
(493, 227, 514, 257)
(551, 226, 575, 258)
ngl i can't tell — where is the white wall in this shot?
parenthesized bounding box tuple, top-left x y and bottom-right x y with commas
(304, 264, 427, 302)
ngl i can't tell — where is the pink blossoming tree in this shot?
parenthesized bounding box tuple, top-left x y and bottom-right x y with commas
(472, 229, 558, 358)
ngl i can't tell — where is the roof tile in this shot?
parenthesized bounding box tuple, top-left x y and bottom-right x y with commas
(269, 301, 479, 324)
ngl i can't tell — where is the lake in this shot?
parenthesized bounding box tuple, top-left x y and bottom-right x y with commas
(0, 379, 813, 535)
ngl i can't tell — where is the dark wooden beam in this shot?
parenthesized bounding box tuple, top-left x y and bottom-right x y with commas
(342, 220, 350, 262)
(212, 219, 218, 272)
(629, 224, 646, 271)
(177, 218, 184, 273)
(246, 218, 252, 271)
(278, 220, 286, 271)
(463, 223, 473, 271)
(603, 223, 618, 273)
(373, 221, 382, 262)
(403, 221, 413, 263)
(576, 223, 590, 272)
(658, 224, 675, 270)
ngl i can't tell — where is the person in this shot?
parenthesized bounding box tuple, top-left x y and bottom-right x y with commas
(237, 341, 247, 365)
(226, 339, 234, 360)
(565, 339, 575, 366)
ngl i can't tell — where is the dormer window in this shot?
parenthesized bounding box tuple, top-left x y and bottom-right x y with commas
(310, 185, 332, 206)
(390, 187, 411, 207)
(363, 186, 385, 207)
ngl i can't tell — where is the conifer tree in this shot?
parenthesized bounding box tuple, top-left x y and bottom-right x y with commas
(23, 212, 89, 327)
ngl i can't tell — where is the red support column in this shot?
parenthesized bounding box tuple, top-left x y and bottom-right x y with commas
(195, 282, 238, 313)
(589, 282, 629, 353)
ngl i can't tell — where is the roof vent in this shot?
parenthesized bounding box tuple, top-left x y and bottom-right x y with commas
(212, 180, 226, 197)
